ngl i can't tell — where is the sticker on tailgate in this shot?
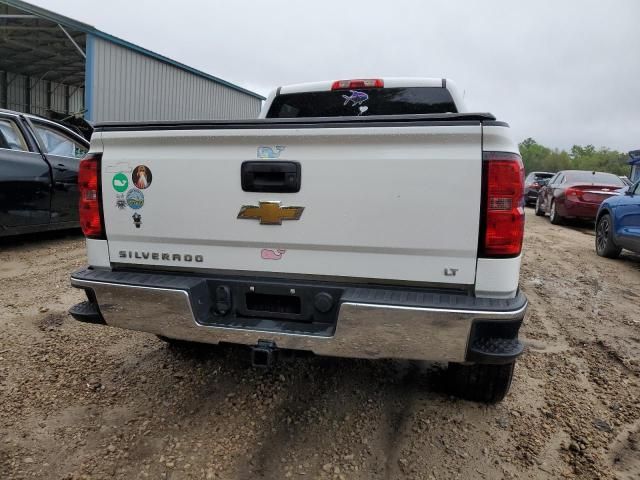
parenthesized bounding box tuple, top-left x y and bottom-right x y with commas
(132, 165, 152, 189)
(112, 172, 129, 192)
(126, 189, 144, 209)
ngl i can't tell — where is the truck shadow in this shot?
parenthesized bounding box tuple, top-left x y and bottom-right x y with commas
(620, 251, 640, 268)
(114, 340, 451, 478)
(560, 219, 596, 235)
(0, 228, 82, 248)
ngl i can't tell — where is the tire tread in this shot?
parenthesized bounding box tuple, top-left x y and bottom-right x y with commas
(549, 201, 563, 225)
(595, 214, 621, 258)
(447, 362, 515, 403)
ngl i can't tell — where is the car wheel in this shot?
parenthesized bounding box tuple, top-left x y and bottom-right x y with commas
(595, 214, 621, 258)
(447, 362, 515, 403)
(535, 196, 545, 216)
(549, 200, 563, 225)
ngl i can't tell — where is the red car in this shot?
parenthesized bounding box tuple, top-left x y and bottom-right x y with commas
(535, 170, 627, 224)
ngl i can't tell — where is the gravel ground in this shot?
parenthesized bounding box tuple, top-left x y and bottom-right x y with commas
(1, 211, 639, 480)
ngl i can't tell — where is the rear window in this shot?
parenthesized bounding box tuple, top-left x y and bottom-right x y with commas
(565, 171, 625, 186)
(533, 173, 554, 180)
(266, 87, 457, 118)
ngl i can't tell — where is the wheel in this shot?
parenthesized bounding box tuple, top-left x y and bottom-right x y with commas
(595, 214, 621, 258)
(535, 196, 545, 216)
(447, 362, 515, 403)
(549, 200, 563, 225)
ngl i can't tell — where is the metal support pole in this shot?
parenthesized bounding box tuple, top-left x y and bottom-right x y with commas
(25, 74, 31, 113)
(64, 84, 70, 114)
(1, 71, 7, 109)
(46, 80, 52, 112)
(58, 24, 86, 59)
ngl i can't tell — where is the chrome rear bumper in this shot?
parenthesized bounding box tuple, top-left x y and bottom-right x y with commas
(70, 268, 527, 363)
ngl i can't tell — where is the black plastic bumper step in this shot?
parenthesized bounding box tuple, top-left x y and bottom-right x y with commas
(468, 337, 524, 364)
(69, 301, 105, 325)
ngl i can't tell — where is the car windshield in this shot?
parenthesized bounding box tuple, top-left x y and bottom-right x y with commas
(266, 87, 458, 118)
(565, 171, 625, 186)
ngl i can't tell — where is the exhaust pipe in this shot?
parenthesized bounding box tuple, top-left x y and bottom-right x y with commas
(251, 340, 278, 368)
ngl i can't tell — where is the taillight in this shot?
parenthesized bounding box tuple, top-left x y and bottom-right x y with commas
(78, 153, 104, 239)
(331, 79, 384, 90)
(480, 152, 524, 257)
(566, 187, 582, 200)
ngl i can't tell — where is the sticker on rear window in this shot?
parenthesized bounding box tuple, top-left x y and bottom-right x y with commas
(342, 90, 368, 107)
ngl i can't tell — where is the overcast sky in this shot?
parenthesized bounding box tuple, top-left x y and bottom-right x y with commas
(29, 0, 640, 151)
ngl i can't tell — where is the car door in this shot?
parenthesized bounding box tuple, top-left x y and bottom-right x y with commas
(543, 173, 561, 212)
(615, 182, 640, 252)
(28, 119, 88, 225)
(0, 114, 52, 230)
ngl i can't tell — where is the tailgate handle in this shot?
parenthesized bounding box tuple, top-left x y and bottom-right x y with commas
(241, 161, 301, 193)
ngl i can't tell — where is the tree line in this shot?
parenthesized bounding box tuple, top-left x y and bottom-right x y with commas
(519, 138, 631, 176)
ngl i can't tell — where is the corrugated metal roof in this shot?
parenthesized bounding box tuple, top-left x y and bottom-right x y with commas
(0, 0, 265, 100)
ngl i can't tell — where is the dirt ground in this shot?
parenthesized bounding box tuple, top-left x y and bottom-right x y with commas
(1, 211, 639, 480)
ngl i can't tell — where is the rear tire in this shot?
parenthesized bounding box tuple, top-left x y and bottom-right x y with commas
(549, 200, 563, 225)
(595, 214, 621, 258)
(447, 362, 515, 403)
(535, 196, 545, 216)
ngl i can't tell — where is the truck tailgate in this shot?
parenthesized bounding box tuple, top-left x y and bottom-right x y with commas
(100, 123, 482, 285)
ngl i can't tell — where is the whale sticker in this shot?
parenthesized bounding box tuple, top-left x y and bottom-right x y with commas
(261, 248, 286, 260)
(112, 172, 129, 193)
(257, 146, 285, 159)
(342, 90, 369, 107)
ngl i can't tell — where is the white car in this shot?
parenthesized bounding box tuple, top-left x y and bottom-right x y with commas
(70, 78, 527, 403)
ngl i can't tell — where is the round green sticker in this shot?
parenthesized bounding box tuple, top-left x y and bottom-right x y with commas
(112, 172, 129, 192)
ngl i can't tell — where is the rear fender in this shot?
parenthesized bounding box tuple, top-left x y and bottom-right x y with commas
(596, 205, 619, 241)
(538, 187, 550, 212)
(595, 206, 609, 223)
(552, 192, 567, 216)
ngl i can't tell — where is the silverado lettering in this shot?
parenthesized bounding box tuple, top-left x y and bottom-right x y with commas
(119, 251, 204, 262)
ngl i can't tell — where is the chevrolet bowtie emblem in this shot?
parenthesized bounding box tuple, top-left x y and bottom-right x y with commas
(237, 201, 304, 225)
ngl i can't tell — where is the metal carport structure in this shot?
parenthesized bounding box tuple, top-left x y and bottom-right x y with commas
(0, 0, 263, 125)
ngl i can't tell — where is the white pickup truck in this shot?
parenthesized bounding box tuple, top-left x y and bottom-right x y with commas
(70, 78, 527, 403)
